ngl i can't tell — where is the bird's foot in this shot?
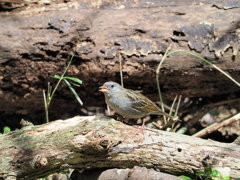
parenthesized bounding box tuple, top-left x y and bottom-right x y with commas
(134, 123, 145, 135)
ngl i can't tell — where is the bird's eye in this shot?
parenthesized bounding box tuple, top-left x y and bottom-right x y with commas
(111, 85, 114, 88)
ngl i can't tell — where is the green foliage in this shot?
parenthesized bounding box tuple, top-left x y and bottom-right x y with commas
(60, 169, 70, 175)
(209, 108, 219, 116)
(156, 48, 240, 131)
(43, 54, 83, 122)
(197, 166, 230, 180)
(53, 75, 83, 106)
(179, 167, 230, 180)
(53, 75, 83, 86)
(3, 126, 11, 133)
(179, 175, 193, 180)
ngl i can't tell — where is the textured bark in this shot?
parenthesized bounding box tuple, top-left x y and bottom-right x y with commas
(0, 116, 239, 179)
(0, 0, 239, 124)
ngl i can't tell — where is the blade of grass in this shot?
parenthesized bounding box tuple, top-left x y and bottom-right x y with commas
(43, 90, 49, 123)
(119, 52, 124, 87)
(170, 95, 178, 130)
(156, 48, 240, 132)
(48, 54, 75, 105)
(47, 82, 52, 102)
(156, 45, 171, 124)
(169, 95, 178, 120)
(53, 75, 82, 87)
(175, 95, 182, 117)
(166, 50, 240, 87)
(44, 54, 75, 122)
(53, 75, 82, 84)
(63, 79, 83, 106)
(67, 81, 81, 87)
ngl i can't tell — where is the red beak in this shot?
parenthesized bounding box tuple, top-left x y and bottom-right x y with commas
(99, 86, 109, 93)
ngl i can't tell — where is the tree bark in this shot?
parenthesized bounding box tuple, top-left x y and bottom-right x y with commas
(0, 0, 239, 122)
(0, 116, 239, 179)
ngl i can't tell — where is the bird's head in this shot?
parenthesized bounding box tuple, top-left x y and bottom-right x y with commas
(99, 81, 123, 95)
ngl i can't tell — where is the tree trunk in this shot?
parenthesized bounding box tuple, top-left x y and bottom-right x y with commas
(0, 0, 239, 122)
(0, 116, 239, 179)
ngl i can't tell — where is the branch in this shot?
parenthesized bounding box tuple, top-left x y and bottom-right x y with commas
(0, 116, 239, 179)
(193, 113, 240, 137)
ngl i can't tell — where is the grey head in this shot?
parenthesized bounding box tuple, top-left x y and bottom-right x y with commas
(99, 81, 123, 96)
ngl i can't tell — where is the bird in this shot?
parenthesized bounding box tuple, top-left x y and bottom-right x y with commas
(99, 81, 175, 128)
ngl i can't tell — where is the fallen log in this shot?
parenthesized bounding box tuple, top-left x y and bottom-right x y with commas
(0, 116, 239, 179)
(0, 0, 240, 123)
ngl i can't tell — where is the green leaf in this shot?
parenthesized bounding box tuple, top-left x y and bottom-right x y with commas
(221, 176, 230, 180)
(210, 108, 219, 116)
(68, 81, 81, 87)
(196, 171, 204, 175)
(204, 167, 212, 175)
(61, 169, 70, 175)
(63, 79, 83, 106)
(64, 76, 82, 84)
(53, 75, 82, 84)
(211, 170, 219, 177)
(53, 75, 62, 79)
(179, 175, 193, 180)
(3, 126, 11, 133)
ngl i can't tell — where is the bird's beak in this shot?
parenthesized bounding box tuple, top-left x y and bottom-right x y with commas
(99, 86, 109, 93)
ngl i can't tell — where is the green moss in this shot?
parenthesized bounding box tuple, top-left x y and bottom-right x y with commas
(0, 157, 13, 174)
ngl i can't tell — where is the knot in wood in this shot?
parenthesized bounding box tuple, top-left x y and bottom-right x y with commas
(99, 139, 109, 149)
(30, 154, 48, 168)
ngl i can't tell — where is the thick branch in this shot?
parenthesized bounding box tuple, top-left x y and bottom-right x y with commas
(0, 116, 239, 179)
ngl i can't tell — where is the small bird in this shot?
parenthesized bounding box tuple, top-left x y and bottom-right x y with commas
(99, 81, 175, 127)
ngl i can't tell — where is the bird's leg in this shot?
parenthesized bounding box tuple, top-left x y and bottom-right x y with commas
(140, 118, 146, 131)
(134, 118, 146, 134)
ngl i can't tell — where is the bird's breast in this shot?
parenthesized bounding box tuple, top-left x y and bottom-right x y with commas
(105, 93, 145, 118)
(107, 93, 130, 110)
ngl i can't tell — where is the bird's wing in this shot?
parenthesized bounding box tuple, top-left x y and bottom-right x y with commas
(125, 89, 175, 119)
(125, 89, 160, 113)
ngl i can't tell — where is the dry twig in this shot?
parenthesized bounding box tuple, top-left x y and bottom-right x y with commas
(193, 113, 240, 137)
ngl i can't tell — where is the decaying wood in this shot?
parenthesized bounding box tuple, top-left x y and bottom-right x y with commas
(0, 116, 239, 179)
(0, 0, 239, 123)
